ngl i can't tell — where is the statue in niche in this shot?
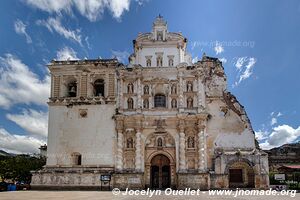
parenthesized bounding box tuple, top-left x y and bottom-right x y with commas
(127, 137, 133, 148)
(187, 97, 193, 108)
(128, 83, 134, 93)
(127, 98, 134, 109)
(171, 99, 177, 108)
(169, 58, 174, 67)
(157, 31, 163, 41)
(187, 81, 193, 92)
(143, 99, 149, 109)
(146, 59, 151, 67)
(171, 84, 177, 94)
(188, 136, 195, 148)
(144, 85, 149, 94)
(157, 138, 163, 147)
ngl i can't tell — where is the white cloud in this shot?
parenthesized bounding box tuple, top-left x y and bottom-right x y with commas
(192, 56, 198, 63)
(108, 0, 130, 19)
(255, 130, 268, 141)
(111, 50, 129, 63)
(14, 19, 32, 44)
(0, 128, 45, 154)
(56, 46, 78, 60)
(270, 111, 282, 126)
(214, 41, 224, 55)
(6, 109, 48, 138)
(0, 54, 50, 109)
(271, 117, 277, 126)
(25, 0, 131, 21)
(235, 57, 247, 70)
(259, 125, 300, 150)
(24, 0, 72, 14)
(234, 57, 257, 85)
(219, 57, 227, 64)
(36, 17, 82, 45)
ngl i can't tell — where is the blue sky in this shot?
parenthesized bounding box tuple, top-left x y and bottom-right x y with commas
(0, 0, 299, 153)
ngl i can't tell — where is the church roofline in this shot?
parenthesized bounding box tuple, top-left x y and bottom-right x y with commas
(48, 58, 120, 66)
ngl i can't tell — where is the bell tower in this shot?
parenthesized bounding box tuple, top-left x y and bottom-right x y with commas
(152, 15, 168, 41)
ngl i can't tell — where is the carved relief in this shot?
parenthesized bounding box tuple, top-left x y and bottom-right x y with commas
(145, 132, 175, 148)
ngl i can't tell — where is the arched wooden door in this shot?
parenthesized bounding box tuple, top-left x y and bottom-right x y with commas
(150, 154, 170, 189)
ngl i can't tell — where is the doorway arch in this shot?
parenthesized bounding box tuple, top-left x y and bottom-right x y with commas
(150, 154, 170, 189)
(226, 160, 255, 188)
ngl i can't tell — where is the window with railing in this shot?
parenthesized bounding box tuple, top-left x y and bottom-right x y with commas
(154, 94, 166, 108)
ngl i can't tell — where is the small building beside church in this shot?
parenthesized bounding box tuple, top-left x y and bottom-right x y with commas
(31, 16, 269, 190)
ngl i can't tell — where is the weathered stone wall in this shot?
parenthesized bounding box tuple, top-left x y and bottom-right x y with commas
(113, 173, 144, 190)
(177, 173, 210, 190)
(31, 167, 114, 190)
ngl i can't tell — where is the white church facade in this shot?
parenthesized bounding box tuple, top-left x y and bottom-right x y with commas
(31, 16, 269, 190)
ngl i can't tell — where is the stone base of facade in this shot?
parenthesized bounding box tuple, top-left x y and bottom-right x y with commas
(255, 174, 270, 189)
(31, 167, 269, 190)
(31, 166, 114, 190)
(210, 174, 229, 189)
(113, 172, 144, 190)
(177, 172, 210, 190)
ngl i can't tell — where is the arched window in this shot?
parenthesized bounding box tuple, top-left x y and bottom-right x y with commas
(94, 79, 105, 96)
(187, 97, 193, 108)
(169, 58, 174, 67)
(146, 59, 151, 67)
(154, 94, 166, 108)
(68, 81, 77, 97)
(171, 99, 177, 108)
(127, 98, 134, 109)
(143, 99, 149, 109)
(128, 83, 134, 93)
(144, 85, 149, 94)
(157, 56, 163, 67)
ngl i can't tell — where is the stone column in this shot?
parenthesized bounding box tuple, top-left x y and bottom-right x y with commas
(178, 71, 184, 110)
(119, 76, 123, 109)
(116, 129, 124, 171)
(198, 123, 207, 172)
(135, 129, 142, 171)
(178, 122, 186, 171)
(137, 78, 142, 109)
(197, 75, 205, 112)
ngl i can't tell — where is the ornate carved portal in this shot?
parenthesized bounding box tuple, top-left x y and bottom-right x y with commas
(144, 131, 176, 188)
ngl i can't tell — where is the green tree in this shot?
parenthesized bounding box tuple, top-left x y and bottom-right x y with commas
(0, 155, 45, 182)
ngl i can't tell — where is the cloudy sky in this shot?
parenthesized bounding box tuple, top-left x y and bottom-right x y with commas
(0, 0, 300, 154)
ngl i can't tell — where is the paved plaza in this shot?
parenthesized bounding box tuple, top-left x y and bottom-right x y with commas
(0, 191, 298, 200)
